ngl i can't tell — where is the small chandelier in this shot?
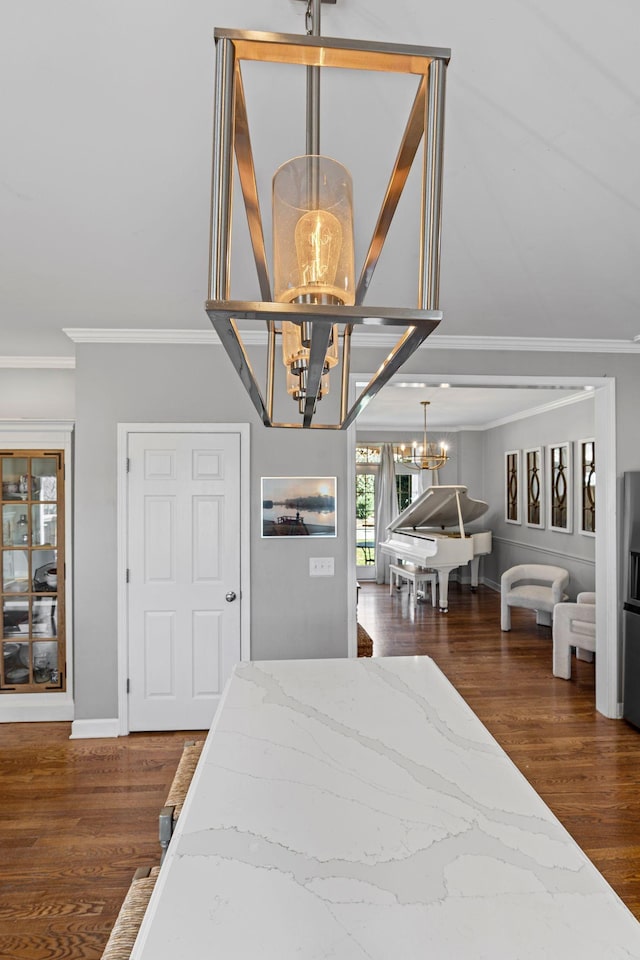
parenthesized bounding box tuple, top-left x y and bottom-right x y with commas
(206, 0, 450, 428)
(408, 401, 449, 471)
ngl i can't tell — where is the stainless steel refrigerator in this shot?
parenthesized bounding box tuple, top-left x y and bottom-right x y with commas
(623, 472, 640, 729)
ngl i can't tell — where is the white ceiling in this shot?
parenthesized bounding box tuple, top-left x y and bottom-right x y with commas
(1, 0, 639, 357)
(354, 382, 593, 432)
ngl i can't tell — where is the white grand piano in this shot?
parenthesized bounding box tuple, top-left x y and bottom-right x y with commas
(379, 484, 492, 612)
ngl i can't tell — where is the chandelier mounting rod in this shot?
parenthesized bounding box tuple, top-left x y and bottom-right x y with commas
(307, 0, 321, 155)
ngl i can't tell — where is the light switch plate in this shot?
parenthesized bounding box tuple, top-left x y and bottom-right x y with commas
(309, 557, 335, 577)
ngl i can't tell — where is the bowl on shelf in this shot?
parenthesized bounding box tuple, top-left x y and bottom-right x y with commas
(46, 569, 57, 589)
(5, 666, 29, 684)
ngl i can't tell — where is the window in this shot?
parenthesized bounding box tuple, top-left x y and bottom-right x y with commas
(396, 474, 412, 513)
(355, 445, 417, 569)
(355, 472, 376, 565)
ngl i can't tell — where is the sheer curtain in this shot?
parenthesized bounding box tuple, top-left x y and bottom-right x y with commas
(375, 443, 399, 584)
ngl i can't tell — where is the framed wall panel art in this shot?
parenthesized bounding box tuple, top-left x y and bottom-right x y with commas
(261, 476, 337, 538)
(505, 450, 521, 525)
(524, 446, 544, 529)
(579, 438, 596, 536)
(547, 442, 572, 533)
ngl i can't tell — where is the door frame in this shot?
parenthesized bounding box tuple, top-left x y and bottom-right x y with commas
(116, 422, 250, 735)
(348, 373, 617, 720)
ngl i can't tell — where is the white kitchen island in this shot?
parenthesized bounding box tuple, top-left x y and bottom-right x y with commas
(132, 656, 640, 959)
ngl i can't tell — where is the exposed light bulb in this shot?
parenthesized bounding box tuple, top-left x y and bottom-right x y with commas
(273, 156, 355, 410)
(294, 209, 343, 299)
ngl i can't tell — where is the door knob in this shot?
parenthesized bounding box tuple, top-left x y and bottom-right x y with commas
(225, 591, 237, 602)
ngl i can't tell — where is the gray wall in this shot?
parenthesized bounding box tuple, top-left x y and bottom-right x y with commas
(73, 343, 351, 721)
(0, 368, 75, 419)
(482, 397, 595, 596)
(69, 340, 640, 720)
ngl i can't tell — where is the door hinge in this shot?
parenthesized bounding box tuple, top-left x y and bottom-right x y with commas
(126, 569, 130, 583)
(126, 678, 130, 694)
(126, 457, 130, 473)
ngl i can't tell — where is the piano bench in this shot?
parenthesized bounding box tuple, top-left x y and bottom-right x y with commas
(389, 563, 437, 610)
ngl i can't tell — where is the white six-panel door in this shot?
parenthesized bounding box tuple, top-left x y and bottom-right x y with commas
(126, 431, 241, 731)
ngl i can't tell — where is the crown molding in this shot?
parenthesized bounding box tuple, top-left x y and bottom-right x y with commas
(426, 335, 640, 354)
(0, 356, 75, 369)
(355, 333, 640, 353)
(62, 328, 217, 344)
(62, 328, 640, 353)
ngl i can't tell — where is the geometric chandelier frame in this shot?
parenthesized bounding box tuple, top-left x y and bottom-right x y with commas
(206, 25, 451, 429)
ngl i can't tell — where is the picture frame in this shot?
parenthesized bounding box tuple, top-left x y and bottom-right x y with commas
(505, 450, 521, 525)
(578, 438, 596, 536)
(524, 446, 544, 529)
(261, 476, 337, 538)
(547, 442, 572, 533)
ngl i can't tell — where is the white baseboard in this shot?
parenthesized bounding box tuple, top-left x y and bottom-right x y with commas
(0, 694, 74, 723)
(70, 717, 120, 739)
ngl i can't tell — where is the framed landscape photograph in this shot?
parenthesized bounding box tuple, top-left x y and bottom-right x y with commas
(261, 477, 337, 538)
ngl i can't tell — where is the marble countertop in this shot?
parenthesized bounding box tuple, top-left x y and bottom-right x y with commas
(133, 656, 640, 958)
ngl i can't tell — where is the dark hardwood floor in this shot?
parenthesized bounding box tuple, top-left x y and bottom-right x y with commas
(0, 580, 639, 958)
(358, 580, 640, 921)
(0, 726, 201, 960)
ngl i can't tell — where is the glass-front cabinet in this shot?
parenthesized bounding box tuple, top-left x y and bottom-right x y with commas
(1, 451, 65, 692)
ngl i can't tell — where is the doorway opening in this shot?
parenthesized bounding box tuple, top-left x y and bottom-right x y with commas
(347, 372, 616, 719)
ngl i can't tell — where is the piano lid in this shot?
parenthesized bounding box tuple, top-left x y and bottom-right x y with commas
(388, 484, 489, 531)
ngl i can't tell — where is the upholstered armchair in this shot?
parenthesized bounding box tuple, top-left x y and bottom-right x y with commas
(552, 592, 596, 679)
(500, 564, 570, 631)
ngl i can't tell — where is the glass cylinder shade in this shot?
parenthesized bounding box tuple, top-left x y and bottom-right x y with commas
(282, 321, 339, 373)
(273, 156, 355, 306)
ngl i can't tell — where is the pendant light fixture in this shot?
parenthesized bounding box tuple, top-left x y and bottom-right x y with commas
(410, 401, 449, 471)
(206, 0, 450, 428)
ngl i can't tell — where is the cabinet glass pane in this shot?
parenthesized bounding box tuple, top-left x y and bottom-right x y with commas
(2, 458, 28, 501)
(33, 596, 57, 637)
(3, 641, 30, 684)
(33, 641, 58, 683)
(33, 552, 57, 592)
(31, 504, 57, 547)
(2, 550, 29, 593)
(3, 505, 30, 546)
(3, 598, 29, 638)
(32, 459, 57, 501)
